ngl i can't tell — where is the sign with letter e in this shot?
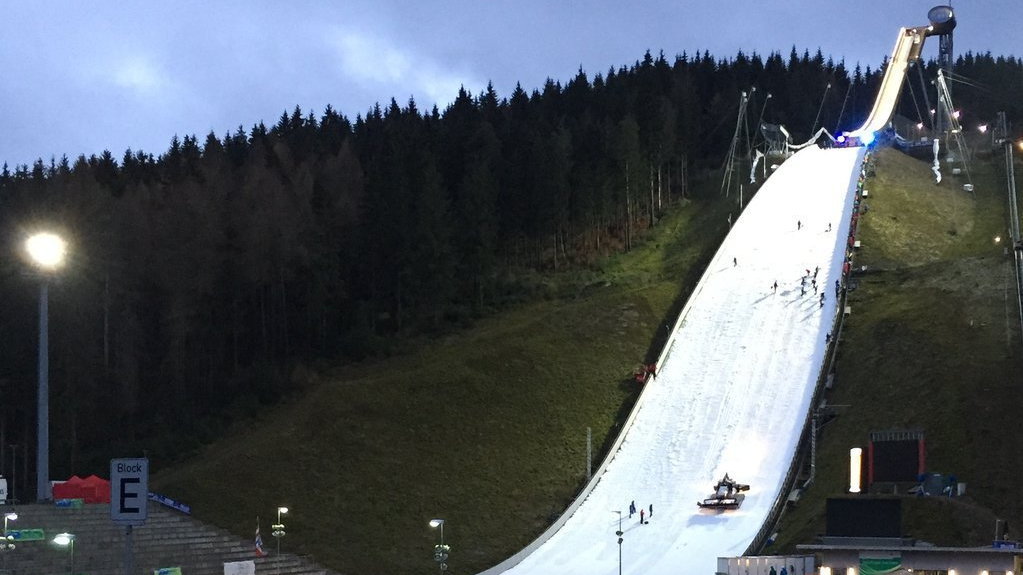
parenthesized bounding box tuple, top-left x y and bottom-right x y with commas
(111, 457, 149, 525)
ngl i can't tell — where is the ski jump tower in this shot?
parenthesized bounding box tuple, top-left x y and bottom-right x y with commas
(844, 5, 956, 145)
(929, 5, 956, 135)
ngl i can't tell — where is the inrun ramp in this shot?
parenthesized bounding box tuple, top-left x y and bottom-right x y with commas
(848, 25, 928, 139)
(483, 144, 866, 575)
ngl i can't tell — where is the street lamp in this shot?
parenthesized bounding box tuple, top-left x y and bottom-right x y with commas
(53, 532, 75, 575)
(2, 512, 16, 549)
(271, 506, 287, 573)
(429, 518, 449, 573)
(7, 445, 17, 503)
(25, 231, 67, 502)
(2, 511, 16, 572)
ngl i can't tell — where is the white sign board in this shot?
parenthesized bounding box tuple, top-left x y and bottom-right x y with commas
(110, 458, 149, 525)
(223, 560, 256, 575)
(0, 477, 7, 502)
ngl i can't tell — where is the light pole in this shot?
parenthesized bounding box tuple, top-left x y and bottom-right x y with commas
(7, 445, 16, 503)
(613, 511, 623, 575)
(25, 232, 67, 502)
(3, 511, 16, 547)
(2, 512, 16, 571)
(271, 506, 287, 573)
(429, 518, 449, 573)
(53, 532, 74, 575)
(811, 83, 832, 136)
(3, 511, 15, 536)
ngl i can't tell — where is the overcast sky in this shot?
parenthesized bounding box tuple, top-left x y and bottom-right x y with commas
(2, 1, 1019, 168)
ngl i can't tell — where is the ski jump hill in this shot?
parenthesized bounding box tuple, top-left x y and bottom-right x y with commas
(484, 143, 866, 575)
(481, 15, 953, 575)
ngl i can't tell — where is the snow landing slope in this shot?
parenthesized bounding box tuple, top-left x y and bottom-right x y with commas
(484, 144, 867, 575)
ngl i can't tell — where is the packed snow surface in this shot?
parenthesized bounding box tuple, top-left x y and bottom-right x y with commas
(486, 145, 866, 575)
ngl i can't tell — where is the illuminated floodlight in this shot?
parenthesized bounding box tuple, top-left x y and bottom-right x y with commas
(860, 132, 875, 146)
(916, 123, 924, 130)
(836, 135, 846, 144)
(978, 125, 988, 133)
(952, 110, 961, 119)
(26, 232, 67, 271)
(849, 447, 863, 493)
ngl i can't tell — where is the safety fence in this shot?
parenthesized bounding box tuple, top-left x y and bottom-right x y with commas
(744, 152, 868, 556)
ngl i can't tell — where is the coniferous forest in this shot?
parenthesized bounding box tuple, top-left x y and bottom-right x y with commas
(1, 48, 1021, 482)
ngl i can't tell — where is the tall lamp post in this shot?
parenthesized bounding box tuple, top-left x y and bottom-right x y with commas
(53, 532, 75, 575)
(271, 506, 287, 573)
(429, 518, 449, 573)
(3, 512, 17, 571)
(25, 232, 67, 502)
(3, 511, 16, 548)
(7, 445, 16, 503)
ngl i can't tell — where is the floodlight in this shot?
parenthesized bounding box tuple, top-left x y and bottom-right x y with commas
(26, 232, 67, 271)
(849, 448, 863, 493)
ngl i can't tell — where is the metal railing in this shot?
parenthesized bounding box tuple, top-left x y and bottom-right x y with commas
(744, 154, 866, 555)
(1002, 141, 1023, 345)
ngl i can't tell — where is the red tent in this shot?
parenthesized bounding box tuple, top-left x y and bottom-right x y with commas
(81, 475, 111, 503)
(51, 475, 85, 501)
(51, 474, 111, 503)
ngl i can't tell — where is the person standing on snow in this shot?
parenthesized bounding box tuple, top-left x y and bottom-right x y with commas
(640, 508, 645, 524)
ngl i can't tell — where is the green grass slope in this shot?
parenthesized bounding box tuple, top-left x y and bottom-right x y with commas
(153, 145, 1021, 574)
(773, 146, 1022, 550)
(151, 188, 733, 574)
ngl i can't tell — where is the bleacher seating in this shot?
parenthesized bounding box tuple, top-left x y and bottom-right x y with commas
(0, 502, 339, 575)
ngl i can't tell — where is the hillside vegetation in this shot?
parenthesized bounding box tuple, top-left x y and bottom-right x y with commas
(773, 146, 1022, 550)
(151, 182, 734, 574)
(154, 145, 1021, 573)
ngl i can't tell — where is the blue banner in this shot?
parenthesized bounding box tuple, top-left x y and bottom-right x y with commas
(148, 492, 191, 514)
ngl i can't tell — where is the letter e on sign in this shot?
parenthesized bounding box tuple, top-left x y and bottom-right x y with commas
(110, 457, 149, 525)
